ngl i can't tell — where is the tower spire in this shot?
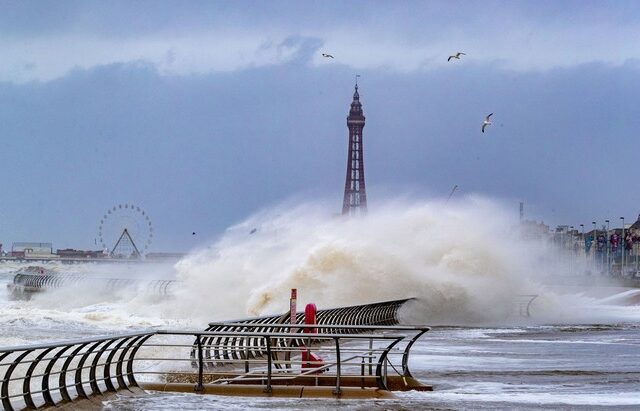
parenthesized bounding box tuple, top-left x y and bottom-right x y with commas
(342, 82, 367, 215)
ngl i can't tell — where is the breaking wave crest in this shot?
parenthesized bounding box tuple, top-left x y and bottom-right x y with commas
(2, 197, 639, 342)
(173, 197, 640, 325)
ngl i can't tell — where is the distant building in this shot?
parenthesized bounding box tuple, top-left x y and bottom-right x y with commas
(520, 220, 550, 240)
(56, 249, 107, 259)
(11, 242, 57, 259)
(628, 214, 640, 234)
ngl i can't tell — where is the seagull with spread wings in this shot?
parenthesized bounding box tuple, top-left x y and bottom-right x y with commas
(322, 53, 334, 59)
(447, 52, 466, 62)
(482, 113, 493, 133)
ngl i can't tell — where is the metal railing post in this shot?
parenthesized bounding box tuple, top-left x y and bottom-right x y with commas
(60, 343, 89, 402)
(264, 337, 272, 393)
(375, 337, 403, 390)
(384, 358, 388, 388)
(195, 335, 204, 392)
(368, 338, 373, 375)
(116, 335, 145, 390)
(401, 328, 430, 378)
(333, 337, 341, 396)
(103, 338, 130, 392)
(23, 347, 54, 409)
(2, 350, 32, 411)
(244, 337, 250, 373)
(125, 334, 153, 387)
(42, 346, 71, 406)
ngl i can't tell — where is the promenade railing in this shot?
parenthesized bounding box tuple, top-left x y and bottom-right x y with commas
(1, 325, 429, 410)
(0, 331, 153, 411)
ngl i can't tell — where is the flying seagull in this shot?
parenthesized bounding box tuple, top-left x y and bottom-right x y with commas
(482, 113, 493, 133)
(249, 228, 257, 234)
(447, 52, 466, 62)
(322, 53, 334, 59)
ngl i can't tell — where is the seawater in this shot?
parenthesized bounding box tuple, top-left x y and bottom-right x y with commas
(1, 199, 640, 409)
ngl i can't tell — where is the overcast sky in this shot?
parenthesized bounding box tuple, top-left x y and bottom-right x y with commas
(1, 1, 640, 251)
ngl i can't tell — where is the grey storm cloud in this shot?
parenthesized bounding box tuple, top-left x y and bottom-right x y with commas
(1, 1, 640, 250)
(2, 1, 640, 83)
(1, 57, 640, 249)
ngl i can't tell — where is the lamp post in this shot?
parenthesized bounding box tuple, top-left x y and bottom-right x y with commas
(634, 220, 639, 275)
(570, 226, 575, 274)
(592, 221, 597, 270)
(620, 217, 626, 276)
(580, 224, 585, 262)
(631, 232, 638, 277)
(605, 219, 610, 274)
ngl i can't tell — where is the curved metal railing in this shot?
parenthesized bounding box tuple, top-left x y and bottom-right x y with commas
(0, 332, 153, 411)
(193, 324, 429, 378)
(7, 273, 177, 299)
(195, 298, 413, 367)
(144, 330, 414, 393)
(1, 325, 429, 409)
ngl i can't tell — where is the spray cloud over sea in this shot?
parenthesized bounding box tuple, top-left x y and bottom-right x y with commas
(173, 196, 640, 325)
(2, 196, 639, 347)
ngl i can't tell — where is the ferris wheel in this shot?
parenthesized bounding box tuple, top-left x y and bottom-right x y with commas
(98, 203, 153, 258)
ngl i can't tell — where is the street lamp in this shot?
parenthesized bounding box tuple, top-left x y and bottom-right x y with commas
(621, 216, 625, 275)
(580, 224, 585, 259)
(569, 226, 574, 247)
(569, 226, 575, 273)
(592, 221, 597, 269)
(570, 226, 574, 249)
(605, 220, 610, 274)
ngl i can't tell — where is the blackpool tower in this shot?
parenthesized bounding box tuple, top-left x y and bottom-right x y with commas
(342, 83, 368, 215)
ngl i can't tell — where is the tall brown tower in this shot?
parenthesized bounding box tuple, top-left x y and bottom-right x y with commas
(342, 83, 367, 215)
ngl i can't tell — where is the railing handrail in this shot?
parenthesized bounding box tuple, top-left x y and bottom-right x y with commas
(0, 331, 154, 354)
(205, 323, 430, 332)
(0, 329, 415, 358)
(0, 326, 426, 410)
(207, 297, 416, 325)
(156, 330, 408, 339)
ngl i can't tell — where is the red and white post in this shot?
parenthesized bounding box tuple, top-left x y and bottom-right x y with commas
(290, 288, 297, 333)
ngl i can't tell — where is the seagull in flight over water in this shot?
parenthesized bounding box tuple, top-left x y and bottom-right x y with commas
(482, 113, 493, 133)
(322, 53, 334, 59)
(448, 52, 466, 62)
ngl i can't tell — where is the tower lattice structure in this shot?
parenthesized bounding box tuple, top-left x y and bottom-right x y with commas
(342, 84, 367, 215)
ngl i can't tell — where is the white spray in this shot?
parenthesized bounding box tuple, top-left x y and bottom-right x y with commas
(2, 196, 638, 344)
(173, 197, 631, 325)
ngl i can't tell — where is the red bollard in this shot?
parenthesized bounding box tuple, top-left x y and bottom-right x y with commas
(301, 303, 325, 372)
(304, 303, 317, 334)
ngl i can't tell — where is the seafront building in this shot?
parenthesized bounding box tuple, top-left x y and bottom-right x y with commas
(0, 242, 185, 263)
(524, 214, 640, 277)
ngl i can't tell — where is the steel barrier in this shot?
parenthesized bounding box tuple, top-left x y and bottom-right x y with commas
(195, 298, 413, 367)
(514, 294, 538, 317)
(1, 325, 429, 410)
(7, 273, 177, 300)
(0, 331, 153, 411)
(191, 324, 429, 378)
